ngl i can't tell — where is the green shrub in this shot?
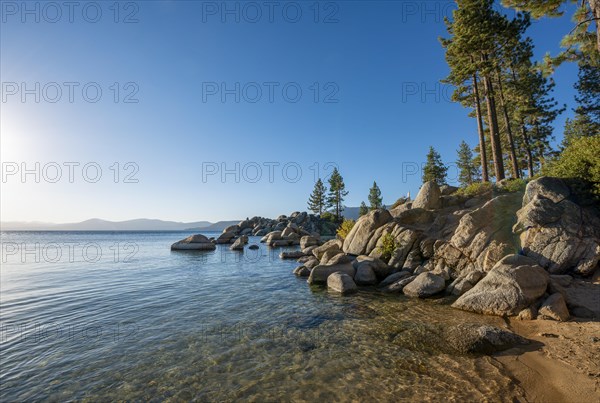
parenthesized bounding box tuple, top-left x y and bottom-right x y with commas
(377, 233, 398, 262)
(321, 212, 338, 223)
(543, 135, 600, 199)
(455, 181, 493, 197)
(499, 178, 527, 193)
(336, 219, 355, 239)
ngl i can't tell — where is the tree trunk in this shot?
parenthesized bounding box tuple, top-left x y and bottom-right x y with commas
(520, 121, 535, 177)
(589, 0, 600, 53)
(472, 72, 489, 182)
(481, 62, 505, 180)
(495, 69, 520, 179)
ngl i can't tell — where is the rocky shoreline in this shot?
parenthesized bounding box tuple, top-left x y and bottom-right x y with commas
(171, 176, 599, 354)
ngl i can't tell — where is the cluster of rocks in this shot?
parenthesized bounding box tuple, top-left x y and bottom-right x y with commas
(290, 177, 600, 322)
(172, 211, 336, 252)
(221, 212, 337, 239)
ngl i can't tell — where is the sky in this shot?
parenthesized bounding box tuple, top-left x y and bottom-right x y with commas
(0, 0, 583, 223)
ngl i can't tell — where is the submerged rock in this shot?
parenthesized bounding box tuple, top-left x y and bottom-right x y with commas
(443, 324, 529, 355)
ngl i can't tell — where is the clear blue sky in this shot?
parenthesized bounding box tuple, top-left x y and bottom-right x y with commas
(0, 0, 581, 223)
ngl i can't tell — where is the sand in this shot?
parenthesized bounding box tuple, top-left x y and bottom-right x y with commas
(495, 319, 600, 402)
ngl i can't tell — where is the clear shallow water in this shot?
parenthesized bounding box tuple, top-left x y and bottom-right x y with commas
(1, 231, 525, 401)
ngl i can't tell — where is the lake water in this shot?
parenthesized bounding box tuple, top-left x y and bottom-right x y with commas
(0, 231, 526, 401)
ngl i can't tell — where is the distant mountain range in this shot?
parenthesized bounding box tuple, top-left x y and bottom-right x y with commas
(1, 218, 241, 232)
(2, 208, 363, 232)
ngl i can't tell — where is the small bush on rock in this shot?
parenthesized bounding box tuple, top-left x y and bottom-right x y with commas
(499, 178, 527, 193)
(456, 181, 493, 197)
(336, 219, 355, 239)
(378, 233, 398, 262)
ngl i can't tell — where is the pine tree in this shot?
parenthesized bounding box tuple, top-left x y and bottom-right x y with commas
(457, 140, 479, 186)
(359, 202, 369, 217)
(368, 181, 383, 210)
(326, 168, 348, 221)
(502, 0, 600, 63)
(422, 146, 448, 185)
(307, 178, 327, 215)
(562, 60, 600, 147)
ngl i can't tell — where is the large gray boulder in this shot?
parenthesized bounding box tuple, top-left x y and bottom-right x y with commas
(312, 239, 343, 260)
(514, 177, 600, 276)
(300, 235, 319, 249)
(308, 262, 355, 285)
(230, 235, 248, 251)
(343, 209, 393, 255)
(435, 193, 523, 274)
(354, 262, 378, 285)
(327, 272, 358, 295)
(402, 272, 446, 298)
(452, 254, 549, 316)
(412, 181, 442, 210)
(216, 231, 237, 244)
(171, 234, 216, 251)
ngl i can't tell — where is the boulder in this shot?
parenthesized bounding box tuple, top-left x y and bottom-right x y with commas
(303, 256, 320, 270)
(300, 236, 320, 249)
(280, 250, 306, 259)
(301, 245, 318, 255)
(452, 254, 549, 316)
(262, 230, 282, 243)
(230, 235, 248, 251)
(538, 293, 570, 321)
(269, 240, 295, 247)
(322, 252, 351, 266)
(353, 255, 391, 279)
(248, 244, 259, 250)
(412, 181, 442, 210)
(327, 272, 358, 295)
(216, 231, 236, 244)
(312, 239, 343, 260)
(436, 193, 522, 274)
(402, 272, 446, 298)
(394, 208, 434, 226)
(281, 227, 295, 238)
(447, 271, 484, 296)
(354, 262, 378, 285)
(343, 209, 393, 255)
(443, 324, 529, 355)
(514, 177, 600, 276)
(308, 262, 356, 285)
(171, 234, 216, 251)
(380, 275, 417, 293)
(223, 224, 240, 234)
(440, 184, 459, 196)
(293, 265, 311, 277)
(378, 271, 412, 288)
(517, 306, 538, 320)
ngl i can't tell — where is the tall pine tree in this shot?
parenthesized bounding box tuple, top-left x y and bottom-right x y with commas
(368, 181, 383, 210)
(457, 140, 479, 186)
(307, 178, 327, 215)
(326, 168, 348, 221)
(423, 146, 448, 185)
